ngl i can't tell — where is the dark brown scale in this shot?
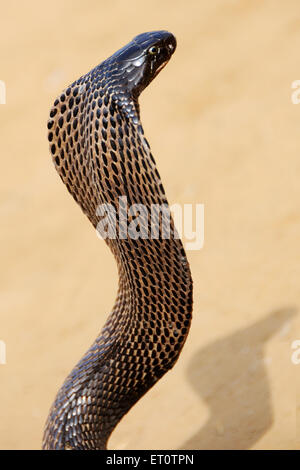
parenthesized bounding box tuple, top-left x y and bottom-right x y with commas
(43, 30, 193, 450)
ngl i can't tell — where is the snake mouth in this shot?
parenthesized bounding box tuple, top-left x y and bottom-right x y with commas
(152, 59, 168, 77)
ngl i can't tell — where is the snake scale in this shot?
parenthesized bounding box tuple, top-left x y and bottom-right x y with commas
(43, 31, 193, 450)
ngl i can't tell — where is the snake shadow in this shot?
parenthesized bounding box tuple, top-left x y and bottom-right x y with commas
(180, 307, 297, 450)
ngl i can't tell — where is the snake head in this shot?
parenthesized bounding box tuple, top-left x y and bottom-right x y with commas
(102, 31, 177, 122)
(123, 30, 177, 96)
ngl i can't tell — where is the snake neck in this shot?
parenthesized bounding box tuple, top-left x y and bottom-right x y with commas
(43, 59, 193, 450)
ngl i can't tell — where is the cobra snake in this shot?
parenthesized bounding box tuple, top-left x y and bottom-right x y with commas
(43, 31, 193, 450)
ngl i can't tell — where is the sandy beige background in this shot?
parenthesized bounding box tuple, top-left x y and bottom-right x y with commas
(0, 0, 300, 450)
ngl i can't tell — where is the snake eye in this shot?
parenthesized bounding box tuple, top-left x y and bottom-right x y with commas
(148, 46, 160, 56)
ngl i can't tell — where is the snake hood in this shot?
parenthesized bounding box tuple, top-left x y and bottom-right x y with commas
(89, 30, 177, 123)
(43, 30, 192, 450)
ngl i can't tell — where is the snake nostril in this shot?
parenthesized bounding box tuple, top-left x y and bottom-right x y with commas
(166, 35, 177, 55)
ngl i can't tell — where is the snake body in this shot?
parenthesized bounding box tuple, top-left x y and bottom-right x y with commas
(43, 31, 193, 450)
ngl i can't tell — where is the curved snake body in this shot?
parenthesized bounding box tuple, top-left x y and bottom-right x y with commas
(43, 31, 193, 450)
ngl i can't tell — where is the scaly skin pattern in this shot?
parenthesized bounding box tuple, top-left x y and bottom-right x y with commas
(43, 31, 193, 450)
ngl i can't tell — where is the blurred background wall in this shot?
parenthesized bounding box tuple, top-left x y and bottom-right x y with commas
(0, 0, 299, 449)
